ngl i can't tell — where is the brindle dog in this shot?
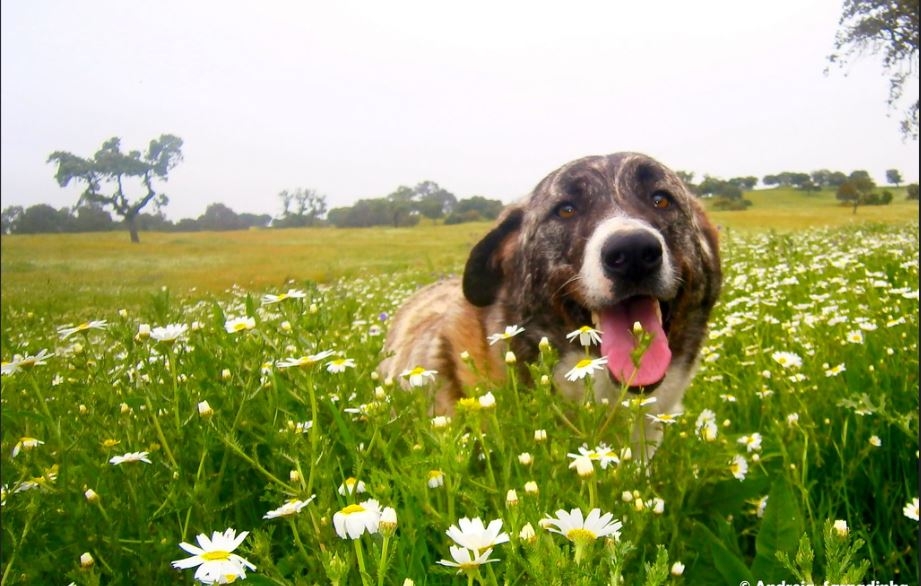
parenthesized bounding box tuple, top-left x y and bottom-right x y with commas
(380, 153, 721, 450)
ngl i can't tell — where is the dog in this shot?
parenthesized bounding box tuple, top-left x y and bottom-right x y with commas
(380, 153, 721, 448)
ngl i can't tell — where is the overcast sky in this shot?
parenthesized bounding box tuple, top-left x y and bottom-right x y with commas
(2, 0, 918, 221)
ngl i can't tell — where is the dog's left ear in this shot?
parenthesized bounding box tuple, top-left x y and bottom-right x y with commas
(463, 207, 523, 307)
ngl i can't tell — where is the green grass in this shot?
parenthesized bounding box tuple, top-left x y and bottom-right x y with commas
(0, 199, 918, 584)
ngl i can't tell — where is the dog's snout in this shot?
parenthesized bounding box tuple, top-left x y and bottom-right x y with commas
(601, 231, 663, 280)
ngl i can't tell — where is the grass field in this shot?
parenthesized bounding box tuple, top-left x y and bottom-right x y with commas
(0, 190, 918, 584)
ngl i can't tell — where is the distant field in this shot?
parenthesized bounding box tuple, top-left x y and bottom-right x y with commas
(1, 187, 916, 314)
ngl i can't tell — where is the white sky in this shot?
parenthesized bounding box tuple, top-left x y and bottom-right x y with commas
(2, 0, 918, 221)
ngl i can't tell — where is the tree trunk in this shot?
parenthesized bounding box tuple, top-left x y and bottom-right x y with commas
(126, 214, 141, 243)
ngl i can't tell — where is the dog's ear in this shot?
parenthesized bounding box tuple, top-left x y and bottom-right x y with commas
(463, 207, 524, 307)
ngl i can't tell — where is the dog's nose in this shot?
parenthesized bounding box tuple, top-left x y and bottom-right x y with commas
(601, 231, 663, 280)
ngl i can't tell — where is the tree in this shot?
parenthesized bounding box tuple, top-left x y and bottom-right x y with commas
(828, 0, 920, 139)
(198, 203, 245, 231)
(837, 173, 877, 213)
(886, 168, 903, 187)
(276, 188, 327, 228)
(906, 183, 920, 199)
(14, 204, 71, 233)
(47, 134, 184, 243)
(413, 180, 457, 222)
(1, 206, 23, 235)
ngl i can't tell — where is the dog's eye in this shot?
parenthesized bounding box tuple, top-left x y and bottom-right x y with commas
(556, 203, 577, 219)
(651, 192, 672, 209)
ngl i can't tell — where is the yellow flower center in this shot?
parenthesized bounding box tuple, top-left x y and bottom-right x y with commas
(341, 504, 366, 515)
(200, 550, 232, 561)
(409, 366, 427, 376)
(566, 528, 598, 543)
(574, 359, 594, 369)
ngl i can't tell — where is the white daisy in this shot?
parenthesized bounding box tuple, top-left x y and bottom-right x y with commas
(171, 528, 256, 584)
(261, 289, 307, 305)
(445, 517, 510, 552)
(275, 350, 335, 369)
(400, 366, 438, 387)
(437, 546, 499, 573)
(263, 496, 315, 519)
(224, 316, 256, 334)
(542, 508, 623, 543)
(109, 451, 152, 465)
(487, 325, 525, 345)
(564, 356, 608, 381)
(566, 325, 603, 347)
(57, 320, 108, 339)
(333, 499, 382, 539)
(150, 324, 188, 343)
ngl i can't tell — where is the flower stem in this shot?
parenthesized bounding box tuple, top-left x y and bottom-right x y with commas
(377, 534, 391, 586)
(353, 538, 372, 586)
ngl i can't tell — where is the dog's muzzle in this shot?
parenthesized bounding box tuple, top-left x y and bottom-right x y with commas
(580, 219, 677, 390)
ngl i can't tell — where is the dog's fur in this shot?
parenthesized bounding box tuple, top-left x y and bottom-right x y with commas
(380, 153, 721, 448)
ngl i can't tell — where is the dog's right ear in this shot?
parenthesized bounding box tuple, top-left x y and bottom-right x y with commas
(462, 207, 524, 307)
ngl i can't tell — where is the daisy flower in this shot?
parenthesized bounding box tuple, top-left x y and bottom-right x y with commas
(903, 497, 919, 521)
(427, 470, 445, 488)
(824, 363, 846, 377)
(326, 357, 356, 374)
(487, 325, 525, 345)
(566, 325, 603, 347)
(564, 356, 609, 381)
(263, 496, 315, 519)
(109, 451, 152, 465)
(224, 316, 256, 334)
(261, 289, 307, 305)
(150, 324, 189, 343)
(845, 329, 865, 344)
(333, 499, 382, 539)
(1, 349, 55, 375)
(11, 437, 44, 459)
(738, 433, 763, 453)
(171, 528, 256, 584)
(437, 546, 500, 573)
(646, 412, 681, 425)
(771, 351, 802, 369)
(568, 454, 595, 478)
(275, 350, 335, 369)
(542, 508, 623, 563)
(400, 366, 438, 387)
(338, 477, 367, 495)
(445, 517, 510, 552)
(57, 320, 108, 339)
(729, 454, 748, 481)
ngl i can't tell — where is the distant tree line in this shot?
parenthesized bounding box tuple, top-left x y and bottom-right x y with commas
(1, 180, 506, 235)
(674, 167, 916, 213)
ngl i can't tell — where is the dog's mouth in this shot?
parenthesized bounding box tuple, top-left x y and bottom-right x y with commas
(591, 296, 672, 391)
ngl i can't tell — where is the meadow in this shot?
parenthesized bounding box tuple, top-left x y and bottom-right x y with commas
(0, 191, 918, 585)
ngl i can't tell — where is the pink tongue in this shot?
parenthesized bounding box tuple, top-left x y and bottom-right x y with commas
(599, 296, 671, 387)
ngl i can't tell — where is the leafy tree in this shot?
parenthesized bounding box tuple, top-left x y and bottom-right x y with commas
(47, 134, 184, 243)
(828, 0, 920, 139)
(276, 188, 327, 228)
(413, 180, 457, 221)
(72, 205, 116, 232)
(729, 176, 759, 191)
(906, 183, 920, 199)
(1, 206, 23, 235)
(445, 196, 504, 224)
(675, 171, 696, 192)
(837, 173, 877, 213)
(14, 204, 72, 234)
(198, 203, 245, 231)
(886, 168, 903, 187)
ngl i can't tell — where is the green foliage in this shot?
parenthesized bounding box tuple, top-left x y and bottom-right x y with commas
(0, 222, 918, 584)
(46, 134, 184, 243)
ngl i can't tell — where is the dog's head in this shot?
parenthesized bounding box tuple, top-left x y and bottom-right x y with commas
(463, 152, 721, 393)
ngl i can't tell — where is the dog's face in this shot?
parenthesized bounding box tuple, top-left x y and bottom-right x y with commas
(463, 153, 721, 400)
